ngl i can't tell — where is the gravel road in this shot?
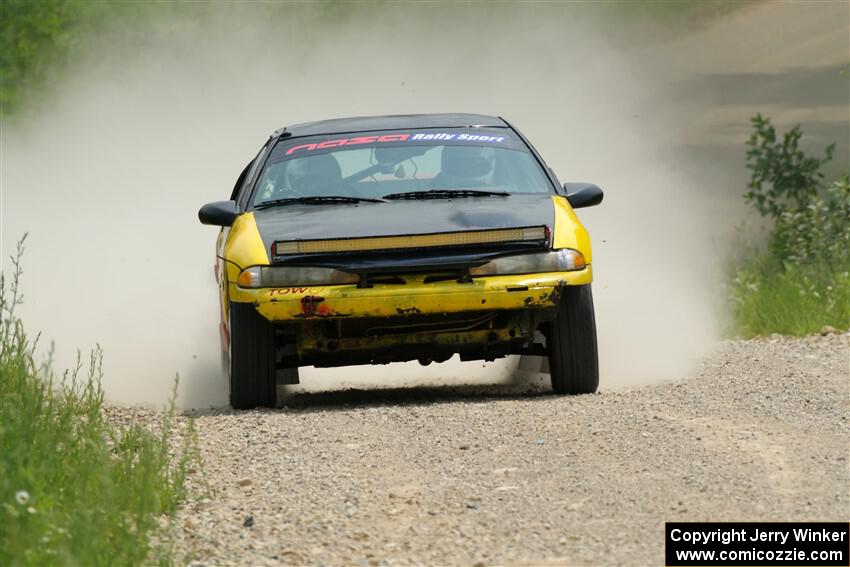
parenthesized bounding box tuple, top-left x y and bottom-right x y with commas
(153, 333, 848, 566)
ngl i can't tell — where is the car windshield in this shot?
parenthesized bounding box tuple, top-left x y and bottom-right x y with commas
(251, 128, 554, 207)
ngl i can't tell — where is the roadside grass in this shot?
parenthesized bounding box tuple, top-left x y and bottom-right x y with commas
(0, 238, 201, 566)
(730, 256, 850, 337)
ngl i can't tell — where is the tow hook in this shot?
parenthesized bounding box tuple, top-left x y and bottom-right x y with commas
(300, 295, 325, 317)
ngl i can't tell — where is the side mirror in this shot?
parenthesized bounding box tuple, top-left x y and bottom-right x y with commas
(198, 200, 238, 226)
(564, 183, 604, 209)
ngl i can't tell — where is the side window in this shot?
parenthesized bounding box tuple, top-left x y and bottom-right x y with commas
(229, 161, 252, 201)
(236, 141, 272, 210)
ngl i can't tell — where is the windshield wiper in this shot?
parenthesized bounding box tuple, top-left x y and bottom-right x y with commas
(382, 189, 511, 200)
(254, 195, 385, 209)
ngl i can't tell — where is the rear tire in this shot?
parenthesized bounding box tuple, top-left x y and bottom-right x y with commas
(229, 301, 277, 409)
(547, 284, 599, 395)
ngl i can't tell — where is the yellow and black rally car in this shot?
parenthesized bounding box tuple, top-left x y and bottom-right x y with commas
(199, 114, 603, 409)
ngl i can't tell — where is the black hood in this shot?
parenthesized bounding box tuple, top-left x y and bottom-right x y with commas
(252, 193, 555, 271)
(254, 193, 554, 243)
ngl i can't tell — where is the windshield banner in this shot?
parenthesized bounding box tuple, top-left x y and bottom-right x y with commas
(284, 130, 511, 156)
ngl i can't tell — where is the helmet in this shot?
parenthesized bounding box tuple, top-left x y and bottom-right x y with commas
(438, 145, 496, 188)
(285, 154, 343, 196)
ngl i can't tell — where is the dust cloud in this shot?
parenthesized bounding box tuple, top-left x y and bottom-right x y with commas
(1, 4, 727, 407)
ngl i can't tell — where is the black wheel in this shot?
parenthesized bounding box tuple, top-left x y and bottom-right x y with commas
(228, 301, 276, 409)
(547, 284, 599, 395)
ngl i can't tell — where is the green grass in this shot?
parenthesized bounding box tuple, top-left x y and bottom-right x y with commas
(0, 238, 201, 566)
(730, 256, 850, 337)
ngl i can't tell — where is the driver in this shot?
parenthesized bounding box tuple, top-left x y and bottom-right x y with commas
(435, 145, 496, 188)
(285, 154, 343, 196)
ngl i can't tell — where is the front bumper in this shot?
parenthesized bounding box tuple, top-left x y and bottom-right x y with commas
(228, 266, 592, 321)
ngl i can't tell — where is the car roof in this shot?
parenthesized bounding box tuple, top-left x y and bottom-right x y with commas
(276, 113, 509, 138)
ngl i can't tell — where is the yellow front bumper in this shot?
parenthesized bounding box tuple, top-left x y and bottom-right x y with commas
(228, 267, 592, 321)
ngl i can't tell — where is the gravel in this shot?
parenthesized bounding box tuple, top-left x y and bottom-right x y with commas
(135, 333, 847, 566)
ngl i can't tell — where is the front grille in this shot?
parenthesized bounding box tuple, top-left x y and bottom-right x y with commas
(359, 270, 468, 287)
(337, 311, 507, 337)
(363, 275, 407, 286)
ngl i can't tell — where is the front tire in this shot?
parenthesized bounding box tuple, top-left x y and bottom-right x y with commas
(547, 284, 599, 395)
(229, 301, 277, 409)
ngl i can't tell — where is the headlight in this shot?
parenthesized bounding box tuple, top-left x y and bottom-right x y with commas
(468, 249, 585, 277)
(236, 266, 358, 288)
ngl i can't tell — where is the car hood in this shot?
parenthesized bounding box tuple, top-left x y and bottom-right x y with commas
(252, 193, 556, 253)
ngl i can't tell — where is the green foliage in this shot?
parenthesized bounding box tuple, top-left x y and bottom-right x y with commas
(0, 0, 161, 116)
(745, 114, 835, 219)
(1, 0, 79, 115)
(731, 116, 850, 336)
(0, 236, 201, 566)
(770, 175, 850, 266)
